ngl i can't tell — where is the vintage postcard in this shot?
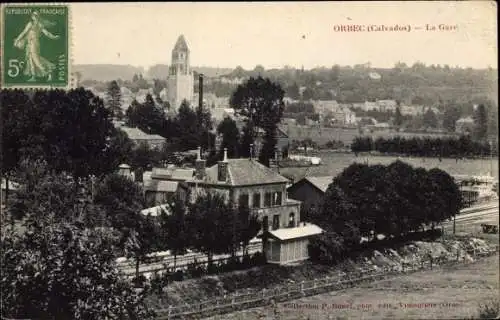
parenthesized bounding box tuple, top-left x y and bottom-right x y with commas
(0, 2, 498, 320)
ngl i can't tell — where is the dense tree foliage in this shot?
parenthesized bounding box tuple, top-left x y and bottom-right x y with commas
(106, 80, 123, 119)
(159, 194, 190, 268)
(230, 76, 285, 129)
(126, 94, 166, 135)
(443, 106, 462, 132)
(217, 117, 240, 159)
(351, 135, 494, 158)
(473, 104, 488, 141)
(1, 163, 153, 319)
(186, 192, 260, 265)
(230, 77, 285, 165)
(1, 88, 124, 180)
(1, 223, 153, 319)
(309, 161, 461, 262)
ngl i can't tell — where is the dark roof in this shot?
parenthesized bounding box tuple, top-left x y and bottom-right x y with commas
(288, 176, 334, 194)
(173, 35, 189, 52)
(195, 158, 289, 186)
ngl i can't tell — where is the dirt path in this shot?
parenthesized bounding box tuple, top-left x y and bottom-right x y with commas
(205, 254, 499, 320)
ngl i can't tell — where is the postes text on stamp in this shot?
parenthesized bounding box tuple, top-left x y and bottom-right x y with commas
(2, 5, 69, 88)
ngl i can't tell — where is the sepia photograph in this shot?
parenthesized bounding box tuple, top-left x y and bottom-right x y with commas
(0, 2, 498, 319)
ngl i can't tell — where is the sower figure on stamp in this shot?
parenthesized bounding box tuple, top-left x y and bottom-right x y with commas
(14, 11, 59, 82)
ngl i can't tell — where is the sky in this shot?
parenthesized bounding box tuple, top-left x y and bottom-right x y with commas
(71, 1, 497, 70)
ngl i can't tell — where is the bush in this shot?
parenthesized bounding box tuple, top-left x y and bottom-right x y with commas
(250, 252, 266, 266)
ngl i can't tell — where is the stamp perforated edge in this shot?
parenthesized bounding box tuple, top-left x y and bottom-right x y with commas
(0, 3, 72, 90)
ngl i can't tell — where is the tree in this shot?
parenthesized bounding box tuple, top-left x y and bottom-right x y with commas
(286, 82, 300, 100)
(106, 80, 123, 119)
(101, 128, 135, 173)
(302, 87, 315, 101)
(94, 174, 159, 280)
(394, 105, 403, 128)
(443, 106, 461, 132)
(187, 192, 234, 265)
(1, 89, 36, 203)
(217, 117, 240, 159)
(422, 108, 438, 128)
(8, 160, 101, 227)
(1, 222, 153, 319)
(473, 104, 488, 141)
(230, 76, 285, 131)
(125, 94, 166, 135)
(258, 127, 278, 166)
(236, 204, 261, 256)
(159, 194, 190, 269)
(173, 100, 201, 151)
(239, 122, 255, 158)
(31, 89, 116, 179)
(93, 174, 145, 231)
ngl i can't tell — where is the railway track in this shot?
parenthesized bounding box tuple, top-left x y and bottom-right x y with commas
(118, 242, 262, 276)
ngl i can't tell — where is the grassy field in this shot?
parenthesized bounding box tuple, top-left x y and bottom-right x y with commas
(206, 254, 499, 320)
(280, 152, 499, 182)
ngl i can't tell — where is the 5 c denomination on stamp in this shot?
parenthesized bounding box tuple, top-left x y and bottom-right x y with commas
(2, 4, 70, 88)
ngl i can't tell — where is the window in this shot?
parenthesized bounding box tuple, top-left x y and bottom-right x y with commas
(238, 194, 249, 207)
(262, 216, 269, 231)
(253, 193, 261, 208)
(288, 212, 295, 228)
(272, 215, 280, 230)
(264, 192, 272, 207)
(273, 192, 282, 206)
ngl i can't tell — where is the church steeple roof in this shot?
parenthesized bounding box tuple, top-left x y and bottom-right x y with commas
(173, 35, 189, 52)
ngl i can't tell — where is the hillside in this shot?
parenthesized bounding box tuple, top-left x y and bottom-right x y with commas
(74, 64, 145, 82)
(147, 64, 233, 79)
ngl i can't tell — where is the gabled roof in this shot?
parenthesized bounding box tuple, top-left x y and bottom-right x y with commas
(173, 35, 189, 52)
(144, 180, 179, 193)
(268, 223, 323, 241)
(197, 158, 289, 186)
(288, 176, 334, 194)
(119, 127, 166, 141)
(151, 167, 194, 181)
(305, 176, 334, 193)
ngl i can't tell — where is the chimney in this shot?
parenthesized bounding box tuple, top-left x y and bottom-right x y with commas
(198, 74, 204, 110)
(269, 147, 280, 173)
(218, 148, 228, 182)
(195, 146, 206, 180)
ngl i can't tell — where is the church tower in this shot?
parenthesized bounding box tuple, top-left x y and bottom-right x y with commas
(167, 35, 194, 111)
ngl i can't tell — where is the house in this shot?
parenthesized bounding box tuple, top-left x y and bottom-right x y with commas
(377, 100, 397, 112)
(156, 147, 323, 264)
(266, 222, 323, 264)
(119, 126, 166, 149)
(287, 176, 334, 212)
(455, 117, 474, 135)
(143, 167, 193, 205)
(312, 100, 339, 114)
(362, 101, 379, 111)
(331, 107, 357, 126)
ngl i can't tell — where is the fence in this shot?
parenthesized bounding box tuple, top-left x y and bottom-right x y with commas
(154, 246, 499, 320)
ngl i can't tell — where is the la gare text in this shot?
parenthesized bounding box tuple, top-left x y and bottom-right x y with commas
(333, 24, 458, 32)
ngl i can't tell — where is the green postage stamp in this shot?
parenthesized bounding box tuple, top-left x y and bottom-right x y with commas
(1, 4, 70, 88)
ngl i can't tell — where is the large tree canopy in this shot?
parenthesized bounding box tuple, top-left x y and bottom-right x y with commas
(230, 76, 285, 130)
(1, 88, 120, 179)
